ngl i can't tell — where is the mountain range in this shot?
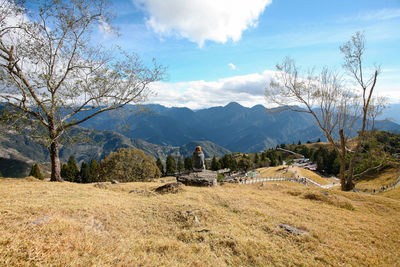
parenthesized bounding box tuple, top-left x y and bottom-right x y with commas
(77, 102, 400, 153)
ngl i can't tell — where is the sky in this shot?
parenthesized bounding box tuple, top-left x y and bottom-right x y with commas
(69, 0, 400, 109)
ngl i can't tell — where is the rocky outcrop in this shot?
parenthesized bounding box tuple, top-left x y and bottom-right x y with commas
(279, 224, 308, 235)
(155, 182, 184, 194)
(177, 170, 217, 187)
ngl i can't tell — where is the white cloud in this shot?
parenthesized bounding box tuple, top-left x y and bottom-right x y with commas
(228, 63, 237, 70)
(134, 0, 272, 46)
(147, 70, 276, 109)
(147, 68, 400, 110)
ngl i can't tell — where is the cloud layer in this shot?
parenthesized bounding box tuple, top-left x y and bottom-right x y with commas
(134, 0, 272, 46)
(148, 70, 276, 109)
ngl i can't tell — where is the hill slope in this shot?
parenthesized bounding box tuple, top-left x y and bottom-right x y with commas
(0, 178, 399, 266)
(0, 126, 230, 176)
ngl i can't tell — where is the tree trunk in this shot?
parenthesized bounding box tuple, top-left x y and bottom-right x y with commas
(49, 136, 63, 182)
(339, 129, 354, 191)
(339, 130, 346, 191)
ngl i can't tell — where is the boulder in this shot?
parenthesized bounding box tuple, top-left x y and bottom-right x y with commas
(177, 170, 217, 187)
(279, 224, 308, 235)
(155, 182, 184, 194)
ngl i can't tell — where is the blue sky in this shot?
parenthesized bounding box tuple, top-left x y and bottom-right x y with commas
(95, 0, 400, 109)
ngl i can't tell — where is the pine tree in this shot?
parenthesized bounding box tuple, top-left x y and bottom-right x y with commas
(62, 156, 79, 182)
(267, 150, 278, 166)
(184, 157, 193, 171)
(60, 163, 68, 179)
(165, 155, 176, 175)
(80, 162, 91, 183)
(298, 140, 302, 145)
(29, 163, 43, 180)
(228, 154, 237, 171)
(211, 155, 220, 171)
(156, 158, 164, 176)
(89, 158, 100, 182)
(177, 156, 184, 174)
(317, 155, 325, 173)
(254, 153, 260, 167)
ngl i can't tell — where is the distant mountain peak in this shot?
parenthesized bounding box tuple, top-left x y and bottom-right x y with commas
(225, 102, 243, 108)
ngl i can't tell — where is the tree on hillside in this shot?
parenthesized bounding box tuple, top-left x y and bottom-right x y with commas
(29, 163, 43, 180)
(0, 0, 164, 181)
(99, 148, 161, 182)
(89, 158, 100, 182)
(176, 156, 184, 174)
(0, 170, 2, 177)
(61, 156, 79, 182)
(238, 157, 253, 172)
(79, 161, 90, 183)
(266, 32, 383, 191)
(155, 158, 164, 176)
(211, 155, 221, 171)
(165, 155, 176, 175)
(266, 150, 278, 166)
(184, 156, 193, 171)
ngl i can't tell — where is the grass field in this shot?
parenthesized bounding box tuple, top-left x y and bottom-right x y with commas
(257, 166, 332, 185)
(355, 165, 400, 193)
(381, 186, 400, 200)
(1, 177, 400, 266)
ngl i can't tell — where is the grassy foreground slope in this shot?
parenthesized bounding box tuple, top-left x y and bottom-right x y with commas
(1, 178, 400, 266)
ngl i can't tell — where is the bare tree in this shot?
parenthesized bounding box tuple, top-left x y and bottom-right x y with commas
(0, 0, 165, 181)
(266, 32, 381, 191)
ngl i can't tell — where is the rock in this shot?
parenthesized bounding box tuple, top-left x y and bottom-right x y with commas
(177, 170, 217, 187)
(155, 182, 184, 194)
(196, 229, 210, 233)
(111, 180, 119, 184)
(279, 224, 308, 235)
(186, 209, 200, 215)
(27, 216, 51, 226)
(129, 189, 144, 194)
(193, 215, 200, 225)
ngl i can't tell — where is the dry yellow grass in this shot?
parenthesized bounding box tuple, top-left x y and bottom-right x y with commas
(257, 166, 331, 185)
(293, 167, 331, 185)
(1, 177, 400, 266)
(380, 186, 400, 200)
(258, 166, 296, 178)
(355, 166, 400, 193)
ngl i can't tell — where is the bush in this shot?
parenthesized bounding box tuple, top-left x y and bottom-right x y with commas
(29, 163, 43, 180)
(100, 148, 161, 182)
(217, 173, 224, 183)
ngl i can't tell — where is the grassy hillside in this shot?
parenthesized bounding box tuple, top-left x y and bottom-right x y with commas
(1, 178, 399, 266)
(257, 166, 332, 185)
(355, 165, 400, 193)
(381, 186, 400, 200)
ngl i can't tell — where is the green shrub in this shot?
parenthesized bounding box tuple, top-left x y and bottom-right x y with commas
(29, 163, 43, 180)
(100, 148, 161, 182)
(217, 173, 224, 183)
